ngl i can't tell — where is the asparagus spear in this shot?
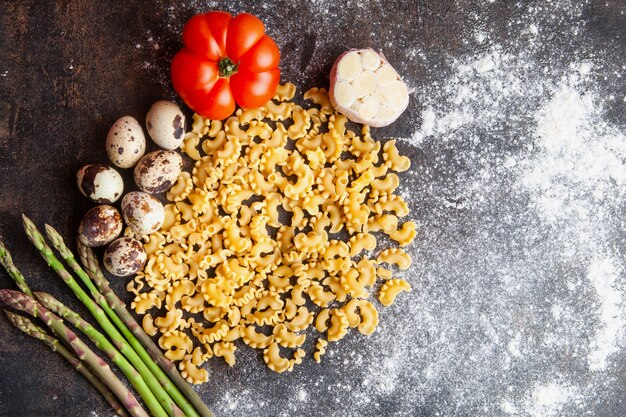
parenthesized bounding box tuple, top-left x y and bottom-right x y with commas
(0, 240, 130, 417)
(0, 241, 33, 296)
(22, 216, 184, 417)
(45, 223, 206, 417)
(33, 291, 170, 417)
(4, 310, 130, 417)
(0, 289, 149, 417)
(77, 240, 215, 417)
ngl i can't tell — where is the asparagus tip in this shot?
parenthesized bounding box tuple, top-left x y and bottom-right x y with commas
(4, 308, 46, 340)
(4, 309, 21, 324)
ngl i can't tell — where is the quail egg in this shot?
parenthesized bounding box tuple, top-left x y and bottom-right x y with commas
(121, 191, 165, 236)
(76, 164, 124, 204)
(78, 205, 123, 247)
(146, 100, 186, 150)
(103, 237, 147, 277)
(106, 116, 146, 168)
(134, 150, 182, 194)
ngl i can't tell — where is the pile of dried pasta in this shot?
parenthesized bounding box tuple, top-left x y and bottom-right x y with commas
(125, 83, 416, 383)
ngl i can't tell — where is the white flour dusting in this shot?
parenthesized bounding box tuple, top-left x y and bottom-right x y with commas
(587, 258, 625, 371)
(529, 382, 576, 417)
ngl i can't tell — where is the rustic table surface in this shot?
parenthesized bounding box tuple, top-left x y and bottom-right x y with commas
(0, 1, 624, 416)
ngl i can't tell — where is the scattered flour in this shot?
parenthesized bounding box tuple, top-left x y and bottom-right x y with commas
(587, 258, 626, 371)
(529, 382, 576, 417)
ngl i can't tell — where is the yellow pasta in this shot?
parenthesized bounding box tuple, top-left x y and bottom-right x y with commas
(376, 248, 412, 270)
(167, 172, 193, 202)
(179, 352, 209, 384)
(142, 314, 158, 337)
(327, 309, 349, 342)
(379, 279, 412, 307)
(314, 338, 328, 363)
(383, 139, 411, 172)
(273, 323, 306, 348)
(213, 342, 237, 366)
(390, 221, 417, 246)
(242, 325, 274, 349)
(132, 83, 417, 378)
(273, 82, 296, 101)
(285, 306, 314, 332)
(159, 331, 193, 362)
(356, 300, 379, 335)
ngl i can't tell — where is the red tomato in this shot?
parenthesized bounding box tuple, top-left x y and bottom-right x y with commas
(171, 11, 281, 120)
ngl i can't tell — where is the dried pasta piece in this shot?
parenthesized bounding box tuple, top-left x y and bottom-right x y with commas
(287, 105, 311, 139)
(155, 309, 184, 333)
(263, 342, 304, 373)
(356, 300, 379, 335)
(308, 283, 336, 308)
(315, 308, 331, 333)
(273, 323, 306, 348)
(304, 87, 334, 114)
(236, 107, 264, 125)
(142, 314, 158, 337)
(348, 233, 377, 256)
(383, 139, 411, 172)
(314, 339, 328, 363)
(373, 194, 409, 217)
(182, 132, 202, 161)
(264, 100, 293, 121)
(193, 320, 230, 344)
(327, 309, 349, 342)
(340, 268, 369, 299)
(166, 280, 195, 309)
(367, 213, 399, 234)
(285, 306, 314, 332)
(144, 232, 166, 258)
(159, 330, 193, 361)
(167, 172, 193, 202)
(131, 292, 162, 314)
(179, 351, 208, 384)
(356, 258, 377, 288)
(273, 82, 296, 101)
(378, 279, 412, 307)
(242, 325, 274, 349)
(213, 341, 237, 366)
(342, 299, 361, 328)
(376, 248, 412, 270)
(377, 267, 393, 280)
(389, 221, 417, 246)
(181, 292, 205, 313)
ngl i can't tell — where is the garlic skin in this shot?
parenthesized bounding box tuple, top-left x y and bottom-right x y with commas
(329, 48, 410, 127)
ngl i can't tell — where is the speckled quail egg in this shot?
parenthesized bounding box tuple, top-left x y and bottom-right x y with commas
(133, 150, 182, 194)
(146, 100, 186, 150)
(78, 205, 123, 247)
(106, 116, 146, 168)
(121, 191, 165, 236)
(103, 237, 147, 277)
(76, 164, 124, 204)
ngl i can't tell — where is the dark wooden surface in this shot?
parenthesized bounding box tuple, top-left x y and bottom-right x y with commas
(1, 1, 624, 416)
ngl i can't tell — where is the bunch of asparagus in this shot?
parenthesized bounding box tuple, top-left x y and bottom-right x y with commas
(0, 215, 215, 417)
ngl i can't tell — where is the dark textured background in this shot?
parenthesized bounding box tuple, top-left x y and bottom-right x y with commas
(1, 1, 624, 416)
